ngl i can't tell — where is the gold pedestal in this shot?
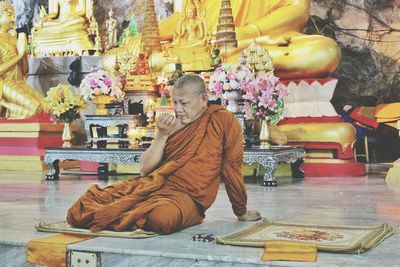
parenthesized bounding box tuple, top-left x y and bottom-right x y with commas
(259, 120, 271, 149)
(62, 122, 72, 148)
(93, 95, 112, 115)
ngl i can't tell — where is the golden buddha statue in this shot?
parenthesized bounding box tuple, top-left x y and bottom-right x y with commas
(121, 0, 340, 78)
(30, 0, 94, 56)
(155, 0, 210, 70)
(173, 0, 207, 47)
(131, 53, 150, 75)
(0, 3, 47, 118)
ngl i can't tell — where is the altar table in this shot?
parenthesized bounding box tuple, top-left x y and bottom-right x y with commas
(44, 146, 305, 186)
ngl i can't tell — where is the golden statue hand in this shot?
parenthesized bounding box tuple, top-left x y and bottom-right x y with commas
(42, 12, 58, 21)
(265, 36, 290, 46)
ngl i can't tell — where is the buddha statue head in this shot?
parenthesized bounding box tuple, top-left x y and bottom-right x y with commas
(185, 3, 196, 20)
(0, 1, 15, 32)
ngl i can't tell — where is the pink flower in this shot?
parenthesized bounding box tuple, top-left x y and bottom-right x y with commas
(240, 72, 285, 122)
(214, 82, 222, 94)
(243, 102, 254, 119)
(267, 99, 276, 111)
(242, 90, 257, 103)
(258, 91, 273, 108)
(103, 77, 112, 87)
(227, 73, 236, 80)
(89, 79, 98, 88)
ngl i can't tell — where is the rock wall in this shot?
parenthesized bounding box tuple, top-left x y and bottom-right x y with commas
(308, 0, 400, 104)
(10, 0, 400, 104)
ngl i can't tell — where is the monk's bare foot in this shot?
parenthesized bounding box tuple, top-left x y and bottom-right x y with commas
(237, 209, 261, 221)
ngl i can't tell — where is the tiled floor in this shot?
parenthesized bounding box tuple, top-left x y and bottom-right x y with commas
(0, 164, 399, 266)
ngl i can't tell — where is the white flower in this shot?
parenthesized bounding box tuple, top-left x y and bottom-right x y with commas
(217, 72, 227, 82)
(229, 80, 240, 90)
(236, 70, 246, 81)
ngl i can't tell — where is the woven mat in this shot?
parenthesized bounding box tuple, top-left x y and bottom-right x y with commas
(36, 221, 158, 239)
(216, 219, 394, 254)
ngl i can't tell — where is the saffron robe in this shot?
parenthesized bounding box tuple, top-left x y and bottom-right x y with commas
(67, 105, 247, 234)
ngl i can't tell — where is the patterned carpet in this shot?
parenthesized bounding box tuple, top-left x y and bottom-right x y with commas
(216, 219, 394, 254)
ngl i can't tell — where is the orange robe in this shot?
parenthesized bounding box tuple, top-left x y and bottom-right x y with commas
(67, 105, 247, 234)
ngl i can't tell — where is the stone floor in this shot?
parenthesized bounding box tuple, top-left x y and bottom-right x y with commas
(0, 164, 399, 266)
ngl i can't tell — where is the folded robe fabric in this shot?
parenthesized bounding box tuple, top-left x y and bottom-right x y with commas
(261, 240, 317, 262)
(27, 234, 93, 267)
(67, 105, 248, 233)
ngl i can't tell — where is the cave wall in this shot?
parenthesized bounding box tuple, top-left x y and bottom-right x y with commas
(308, 0, 400, 104)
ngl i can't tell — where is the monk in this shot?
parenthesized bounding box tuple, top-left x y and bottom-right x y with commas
(67, 74, 261, 234)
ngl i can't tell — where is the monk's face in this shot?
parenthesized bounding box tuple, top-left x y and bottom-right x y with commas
(172, 88, 208, 125)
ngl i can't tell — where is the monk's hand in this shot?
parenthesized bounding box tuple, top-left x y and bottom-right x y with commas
(156, 114, 176, 138)
(237, 209, 261, 221)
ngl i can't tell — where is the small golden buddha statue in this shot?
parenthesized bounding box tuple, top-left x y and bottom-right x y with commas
(30, 0, 94, 56)
(94, 30, 102, 55)
(105, 8, 118, 50)
(173, 0, 207, 47)
(0, 3, 47, 118)
(120, 0, 340, 79)
(88, 15, 98, 36)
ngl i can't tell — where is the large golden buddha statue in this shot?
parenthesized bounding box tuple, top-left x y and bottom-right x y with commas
(30, 0, 94, 56)
(121, 0, 340, 78)
(0, 3, 47, 118)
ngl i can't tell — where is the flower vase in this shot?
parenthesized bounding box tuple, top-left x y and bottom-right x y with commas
(223, 90, 240, 113)
(62, 122, 72, 148)
(93, 95, 111, 115)
(259, 120, 271, 149)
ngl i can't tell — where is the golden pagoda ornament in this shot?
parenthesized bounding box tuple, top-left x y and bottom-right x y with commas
(242, 40, 274, 75)
(141, 0, 162, 55)
(215, 0, 238, 49)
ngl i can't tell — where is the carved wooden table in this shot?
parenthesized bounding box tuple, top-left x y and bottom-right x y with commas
(44, 147, 146, 180)
(44, 146, 305, 186)
(243, 146, 306, 186)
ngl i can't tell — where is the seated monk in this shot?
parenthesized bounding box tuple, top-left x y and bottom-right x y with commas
(67, 74, 261, 233)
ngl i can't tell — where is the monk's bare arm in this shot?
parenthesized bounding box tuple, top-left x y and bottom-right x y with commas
(140, 114, 177, 176)
(220, 112, 261, 221)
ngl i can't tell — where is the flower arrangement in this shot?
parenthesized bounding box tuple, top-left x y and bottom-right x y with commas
(242, 73, 288, 125)
(79, 69, 125, 102)
(208, 63, 254, 94)
(45, 84, 88, 123)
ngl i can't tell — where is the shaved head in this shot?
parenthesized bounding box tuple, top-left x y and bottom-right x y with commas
(172, 74, 208, 125)
(173, 74, 206, 96)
